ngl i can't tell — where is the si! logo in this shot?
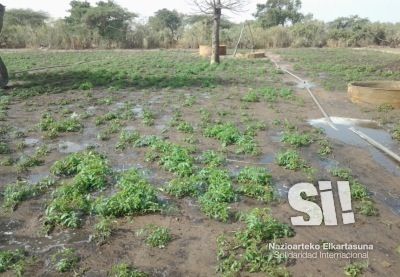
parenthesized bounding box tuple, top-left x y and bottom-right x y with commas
(288, 181, 355, 226)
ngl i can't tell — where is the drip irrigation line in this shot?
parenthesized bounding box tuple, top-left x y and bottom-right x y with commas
(270, 57, 400, 164)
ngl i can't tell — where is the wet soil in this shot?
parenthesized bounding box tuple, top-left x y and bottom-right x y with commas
(0, 51, 399, 276)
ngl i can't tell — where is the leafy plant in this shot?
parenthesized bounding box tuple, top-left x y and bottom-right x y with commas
(95, 169, 159, 217)
(165, 175, 202, 198)
(116, 130, 140, 150)
(51, 248, 80, 273)
(198, 168, 236, 222)
(39, 113, 83, 138)
(200, 150, 226, 167)
(282, 131, 313, 147)
(3, 178, 55, 210)
(344, 262, 366, 277)
(0, 249, 26, 275)
(177, 121, 194, 133)
(237, 167, 275, 202)
(138, 225, 172, 248)
(236, 135, 260, 155)
(241, 90, 260, 102)
(109, 263, 148, 277)
(93, 217, 114, 245)
(204, 123, 241, 146)
(143, 109, 155, 126)
(276, 150, 306, 170)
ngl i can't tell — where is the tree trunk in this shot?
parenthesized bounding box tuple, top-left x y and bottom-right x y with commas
(0, 4, 9, 88)
(211, 4, 221, 64)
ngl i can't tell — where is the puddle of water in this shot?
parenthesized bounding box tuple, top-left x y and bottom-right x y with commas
(58, 141, 86, 153)
(28, 172, 49, 184)
(260, 154, 275, 164)
(2, 231, 91, 254)
(319, 158, 340, 171)
(297, 81, 316, 89)
(371, 190, 400, 216)
(309, 117, 400, 177)
(86, 106, 96, 115)
(275, 183, 290, 198)
(24, 138, 40, 146)
(132, 105, 143, 118)
(114, 102, 125, 110)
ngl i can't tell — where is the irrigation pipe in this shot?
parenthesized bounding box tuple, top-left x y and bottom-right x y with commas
(270, 58, 400, 164)
(349, 127, 400, 162)
(226, 158, 270, 165)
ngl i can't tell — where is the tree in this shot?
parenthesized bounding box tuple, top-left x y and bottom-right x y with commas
(255, 0, 303, 28)
(0, 4, 8, 87)
(83, 1, 136, 42)
(65, 0, 136, 44)
(149, 9, 182, 43)
(65, 0, 91, 25)
(193, 0, 247, 64)
(4, 9, 49, 27)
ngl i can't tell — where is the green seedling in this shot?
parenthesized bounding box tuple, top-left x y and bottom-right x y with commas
(51, 248, 80, 273)
(0, 249, 26, 275)
(276, 150, 307, 170)
(109, 263, 148, 277)
(137, 225, 172, 248)
(237, 167, 275, 202)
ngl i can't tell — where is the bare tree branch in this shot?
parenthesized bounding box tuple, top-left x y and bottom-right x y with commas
(192, 0, 248, 14)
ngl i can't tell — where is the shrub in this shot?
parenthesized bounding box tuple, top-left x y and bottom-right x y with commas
(96, 169, 159, 217)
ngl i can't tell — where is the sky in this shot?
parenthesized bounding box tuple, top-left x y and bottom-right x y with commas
(1, 0, 399, 23)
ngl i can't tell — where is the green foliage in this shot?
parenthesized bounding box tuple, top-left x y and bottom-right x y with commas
(217, 209, 294, 276)
(0, 249, 26, 275)
(39, 113, 83, 138)
(241, 90, 260, 102)
(255, 0, 304, 28)
(5, 9, 48, 27)
(165, 175, 202, 198)
(177, 121, 194, 133)
(236, 135, 260, 155)
(392, 124, 400, 142)
(276, 150, 306, 170)
(330, 167, 378, 216)
(138, 225, 172, 248)
(238, 208, 295, 242)
(318, 139, 333, 157)
(79, 81, 93, 90)
(3, 178, 55, 210)
(237, 167, 275, 202)
(344, 262, 366, 277)
(143, 109, 155, 126)
(95, 169, 159, 217)
(204, 123, 241, 146)
(116, 130, 141, 150)
(45, 151, 111, 230)
(146, 140, 194, 177)
(200, 150, 226, 167)
(93, 217, 114, 245)
(198, 168, 236, 222)
(148, 9, 182, 45)
(109, 263, 148, 277)
(358, 199, 379, 216)
(281, 131, 313, 147)
(15, 145, 50, 173)
(0, 142, 10, 154)
(51, 248, 80, 273)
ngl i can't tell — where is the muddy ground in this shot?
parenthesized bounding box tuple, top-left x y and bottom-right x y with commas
(0, 50, 399, 277)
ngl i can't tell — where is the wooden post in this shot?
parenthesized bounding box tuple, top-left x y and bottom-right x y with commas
(233, 23, 245, 57)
